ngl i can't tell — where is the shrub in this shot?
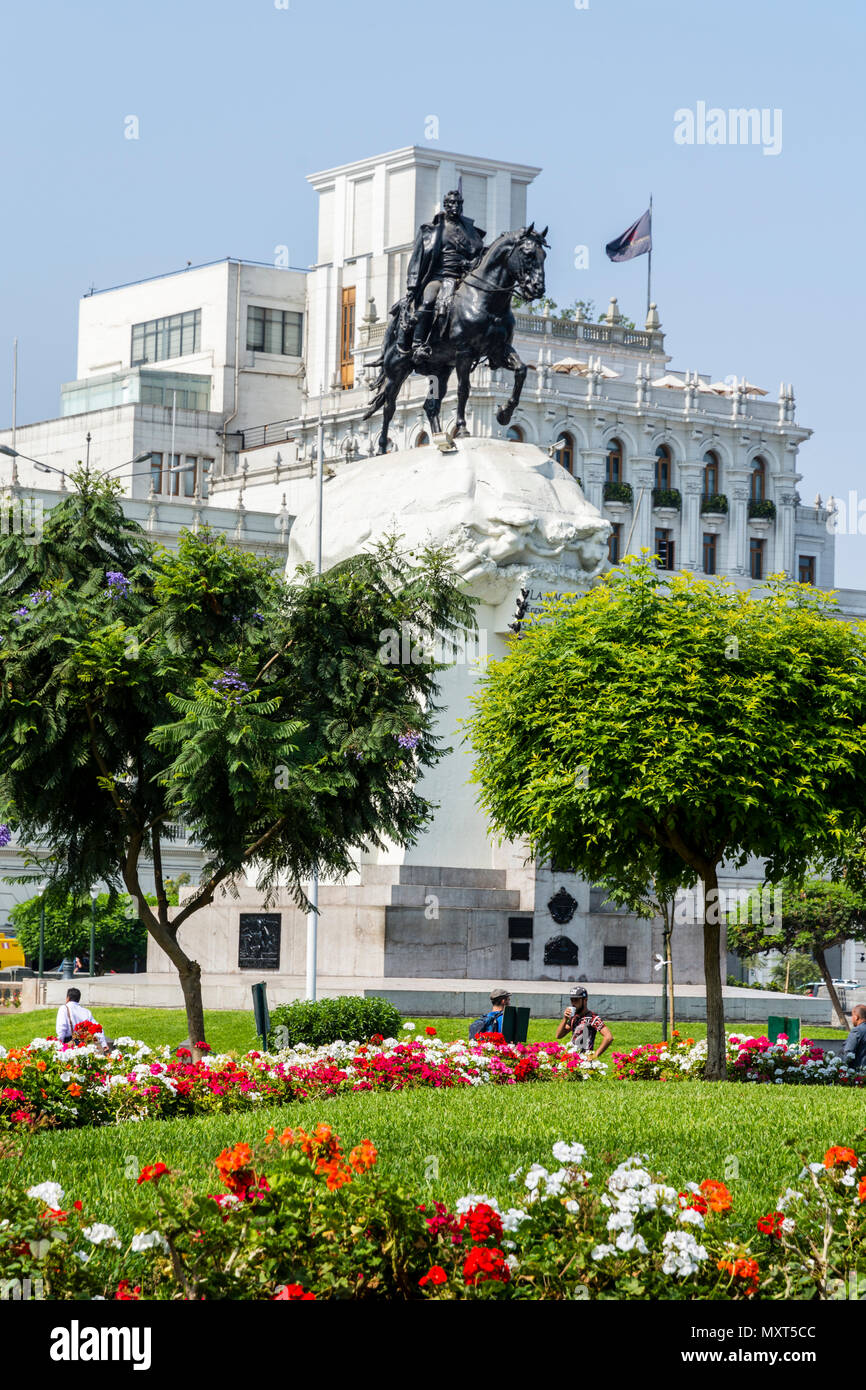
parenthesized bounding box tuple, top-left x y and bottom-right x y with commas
(603, 481, 633, 505)
(700, 493, 728, 514)
(651, 487, 682, 511)
(748, 499, 776, 520)
(267, 995, 403, 1049)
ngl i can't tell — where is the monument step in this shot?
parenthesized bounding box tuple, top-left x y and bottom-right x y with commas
(360, 864, 509, 891)
(389, 884, 522, 910)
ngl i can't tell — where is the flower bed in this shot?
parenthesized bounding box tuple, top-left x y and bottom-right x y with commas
(0, 1033, 604, 1131)
(3, 1127, 862, 1299)
(612, 1031, 865, 1086)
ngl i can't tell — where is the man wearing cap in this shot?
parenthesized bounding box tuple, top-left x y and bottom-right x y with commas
(469, 988, 512, 1039)
(555, 988, 613, 1060)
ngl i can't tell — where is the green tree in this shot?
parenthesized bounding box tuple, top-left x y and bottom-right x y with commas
(467, 555, 866, 1079)
(10, 891, 147, 972)
(769, 951, 818, 995)
(728, 879, 866, 1028)
(0, 472, 474, 1045)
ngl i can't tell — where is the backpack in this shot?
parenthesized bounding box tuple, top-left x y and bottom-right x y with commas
(469, 1011, 498, 1040)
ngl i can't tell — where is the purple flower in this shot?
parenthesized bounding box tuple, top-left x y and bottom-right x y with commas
(212, 669, 250, 700)
(0, 825, 11, 848)
(396, 731, 420, 751)
(105, 571, 130, 597)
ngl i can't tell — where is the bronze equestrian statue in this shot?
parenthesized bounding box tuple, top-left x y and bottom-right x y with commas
(363, 187, 548, 454)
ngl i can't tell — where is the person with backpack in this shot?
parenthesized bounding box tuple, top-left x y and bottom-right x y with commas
(469, 988, 511, 1039)
(555, 987, 613, 1059)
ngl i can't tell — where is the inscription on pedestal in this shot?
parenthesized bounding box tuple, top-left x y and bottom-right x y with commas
(238, 913, 281, 970)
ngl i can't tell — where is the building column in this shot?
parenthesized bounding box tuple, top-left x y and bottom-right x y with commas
(680, 467, 703, 570)
(629, 461, 655, 557)
(776, 491, 797, 577)
(730, 481, 749, 574)
(581, 449, 605, 512)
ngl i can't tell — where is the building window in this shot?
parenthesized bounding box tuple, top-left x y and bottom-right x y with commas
(605, 438, 623, 484)
(751, 456, 766, 502)
(703, 450, 719, 497)
(506, 425, 524, 442)
(603, 945, 628, 967)
(554, 432, 574, 473)
(654, 444, 672, 491)
(608, 522, 623, 564)
(340, 287, 356, 389)
(750, 537, 766, 580)
(655, 527, 674, 570)
(510, 942, 530, 961)
(702, 532, 717, 575)
(131, 310, 201, 366)
(148, 453, 211, 496)
(416, 431, 429, 447)
(798, 554, 816, 585)
(246, 306, 303, 357)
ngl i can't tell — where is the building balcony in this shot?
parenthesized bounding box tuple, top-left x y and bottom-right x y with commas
(701, 493, 729, 516)
(748, 499, 777, 521)
(603, 480, 633, 505)
(652, 487, 682, 511)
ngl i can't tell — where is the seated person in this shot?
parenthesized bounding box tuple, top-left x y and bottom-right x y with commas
(469, 988, 512, 1038)
(555, 987, 613, 1059)
(843, 1003, 866, 1070)
(56, 986, 104, 1047)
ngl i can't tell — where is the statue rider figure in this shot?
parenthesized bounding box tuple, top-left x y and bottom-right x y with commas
(402, 187, 486, 361)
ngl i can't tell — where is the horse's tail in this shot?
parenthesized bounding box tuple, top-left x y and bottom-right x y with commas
(362, 306, 401, 418)
(362, 382, 390, 420)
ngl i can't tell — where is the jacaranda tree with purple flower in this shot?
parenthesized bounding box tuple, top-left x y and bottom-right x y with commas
(0, 470, 474, 1045)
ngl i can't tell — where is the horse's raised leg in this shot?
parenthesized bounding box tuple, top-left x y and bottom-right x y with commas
(422, 375, 441, 436)
(495, 347, 528, 428)
(454, 355, 474, 437)
(377, 385, 398, 454)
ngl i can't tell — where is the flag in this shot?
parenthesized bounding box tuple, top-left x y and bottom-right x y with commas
(605, 208, 652, 262)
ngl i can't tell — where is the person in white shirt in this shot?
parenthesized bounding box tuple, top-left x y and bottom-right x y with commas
(56, 987, 102, 1043)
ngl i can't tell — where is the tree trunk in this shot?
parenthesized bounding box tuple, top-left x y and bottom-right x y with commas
(703, 864, 726, 1080)
(122, 861, 209, 1051)
(815, 947, 849, 1030)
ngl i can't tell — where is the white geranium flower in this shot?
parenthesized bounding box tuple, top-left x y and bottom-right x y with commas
(615, 1230, 648, 1254)
(505, 1254, 519, 1274)
(678, 1207, 705, 1228)
(131, 1230, 169, 1253)
(502, 1208, 530, 1232)
(552, 1141, 587, 1165)
(781, 1218, 796, 1234)
(607, 1211, 635, 1232)
(83, 1224, 121, 1248)
(27, 1182, 64, 1208)
(524, 1164, 550, 1192)
(591, 1243, 616, 1260)
(402, 1021, 416, 1031)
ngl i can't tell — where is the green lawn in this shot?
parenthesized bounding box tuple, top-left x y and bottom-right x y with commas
(3, 1007, 861, 1239)
(0, 1006, 849, 1056)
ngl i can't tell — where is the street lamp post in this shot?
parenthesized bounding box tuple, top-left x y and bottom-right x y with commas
(305, 393, 326, 1003)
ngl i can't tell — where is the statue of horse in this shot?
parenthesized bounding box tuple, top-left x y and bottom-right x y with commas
(362, 224, 548, 454)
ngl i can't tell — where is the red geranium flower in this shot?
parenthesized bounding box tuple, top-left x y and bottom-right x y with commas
(273, 1284, 316, 1300)
(823, 1146, 857, 1169)
(115, 1280, 141, 1300)
(459, 1203, 504, 1243)
(425, 1026, 437, 1036)
(700, 1179, 732, 1212)
(463, 1245, 511, 1286)
(757, 1211, 785, 1238)
(137, 1162, 170, 1185)
(419, 1265, 448, 1287)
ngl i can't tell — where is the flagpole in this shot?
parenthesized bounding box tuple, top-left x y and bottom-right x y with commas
(646, 194, 653, 319)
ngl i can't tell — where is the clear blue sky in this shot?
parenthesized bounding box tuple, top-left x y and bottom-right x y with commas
(3, 0, 864, 584)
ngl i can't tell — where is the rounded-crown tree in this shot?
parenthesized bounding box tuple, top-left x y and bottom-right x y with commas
(0, 472, 474, 1045)
(467, 555, 866, 1079)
